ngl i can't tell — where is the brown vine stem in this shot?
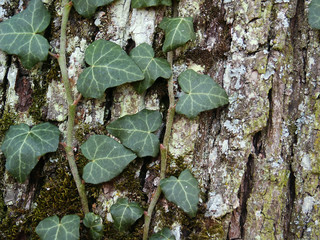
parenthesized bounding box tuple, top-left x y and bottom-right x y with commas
(58, 0, 89, 214)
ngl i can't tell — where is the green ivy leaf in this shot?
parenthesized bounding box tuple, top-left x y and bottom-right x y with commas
(130, 43, 172, 93)
(35, 215, 80, 240)
(308, 0, 320, 29)
(83, 213, 104, 240)
(176, 69, 229, 119)
(0, 0, 51, 69)
(77, 40, 144, 99)
(1, 123, 60, 182)
(110, 198, 144, 232)
(81, 135, 137, 184)
(160, 169, 200, 217)
(150, 227, 176, 240)
(159, 17, 196, 52)
(131, 0, 171, 9)
(72, 0, 115, 18)
(106, 109, 162, 157)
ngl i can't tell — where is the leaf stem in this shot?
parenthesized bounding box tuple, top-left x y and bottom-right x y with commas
(58, 0, 89, 214)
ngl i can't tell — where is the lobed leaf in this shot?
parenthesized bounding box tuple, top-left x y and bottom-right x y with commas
(35, 215, 80, 240)
(176, 69, 229, 118)
(1, 123, 60, 182)
(0, 0, 51, 69)
(77, 40, 144, 99)
(106, 109, 162, 157)
(150, 227, 176, 240)
(110, 198, 144, 232)
(131, 0, 171, 8)
(72, 0, 115, 18)
(160, 169, 200, 217)
(81, 135, 137, 184)
(130, 43, 172, 93)
(159, 17, 196, 52)
(83, 212, 104, 240)
(308, 0, 320, 29)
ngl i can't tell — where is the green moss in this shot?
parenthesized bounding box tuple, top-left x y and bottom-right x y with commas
(0, 111, 17, 140)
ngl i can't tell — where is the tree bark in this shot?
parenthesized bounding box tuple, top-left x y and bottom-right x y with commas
(0, 0, 319, 239)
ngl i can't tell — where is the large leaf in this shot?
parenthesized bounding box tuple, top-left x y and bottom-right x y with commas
(176, 69, 229, 118)
(159, 17, 196, 52)
(131, 0, 171, 8)
(150, 227, 176, 240)
(110, 198, 144, 232)
(35, 215, 80, 240)
(72, 0, 115, 18)
(1, 123, 60, 182)
(160, 169, 200, 217)
(308, 0, 320, 29)
(106, 109, 162, 157)
(83, 212, 104, 240)
(130, 43, 172, 93)
(0, 0, 51, 69)
(81, 135, 137, 184)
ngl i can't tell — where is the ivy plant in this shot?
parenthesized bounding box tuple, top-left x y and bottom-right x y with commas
(308, 0, 320, 29)
(0, 0, 229, 239)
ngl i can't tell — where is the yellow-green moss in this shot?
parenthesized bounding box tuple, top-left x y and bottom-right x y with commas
(0, 111, 17, 140)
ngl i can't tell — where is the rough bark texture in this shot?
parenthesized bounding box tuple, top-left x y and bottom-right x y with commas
(0, 0, 319, 239)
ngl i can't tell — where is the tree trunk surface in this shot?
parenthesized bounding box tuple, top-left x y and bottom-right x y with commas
(0, 0, 319, 239)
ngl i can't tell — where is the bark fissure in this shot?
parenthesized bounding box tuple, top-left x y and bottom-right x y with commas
(284, 164, 296, 239)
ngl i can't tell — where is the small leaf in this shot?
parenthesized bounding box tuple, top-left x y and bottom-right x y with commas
(81, 135, 136, 184)
(107, 109, 162, 157)
(72, 0, 115, 18)
(159, 17, 196, 52)
(0, 0, 51, 69)
(150, 227, 176, 240)
(110, 198, 144, 232)
(160, 169, 200, 217)
(131, 0, 171, 8)
(176, 69, 229, 118)
(308, 0, 320, 29)
(1, 123, 60, 182)
(83, 212, 104, 240)
(77, 40, 144, 99)
(35, 215, 80, 240)
(130, 43, 172, 93)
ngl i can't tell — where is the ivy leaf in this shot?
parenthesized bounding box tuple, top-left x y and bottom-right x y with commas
(35, 215, 80, 240)
(81, 135, 136, 184)
(110, 198, 144, 232)
(308, 0, 320, 29)
(83, 213, 104, 240)
(77, 40, 144, 99)
(160, 169, 200, 217)
(72, 0, 115, 18)
(131, 0, 171, 8)
(130, 43, 172, 93)
(159, 17, 196, 52)
(0, 0, 51, 69)
(106, 109, 162, 157)
(1, 123, 60, 182)
(150, 227, 176, 240)
(176, 69, 229, 119)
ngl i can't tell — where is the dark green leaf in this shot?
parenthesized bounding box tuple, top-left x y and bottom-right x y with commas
(110, 198, 144, 232)
(176, 69, 229, 118)
(72, 0, 115, 18)
(131, 0, 171, 8)
(0, 0, 51, 69)
(81, 135, 137, 184)
(1, 123, 60, 182)
(160, 169, 200, 217)
(159, 17, 196, 52)
(77, 40, 144, 98)
(35, 215, 80, 240)
(83, 213, 104, 240)
(308, 0, 320, 29)
(107, 109, 162, 157)
(150, 227, 176, 240)
(130, 43, 172, 93)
